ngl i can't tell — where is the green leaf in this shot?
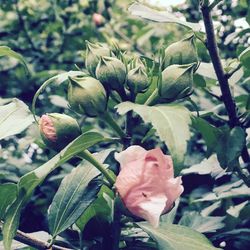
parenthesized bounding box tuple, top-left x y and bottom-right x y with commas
(48, 149, 113, 237)
(2, 131, 107, 250)
(227, 201, 249, 218)
(0, 46, 30, 74)
(141, 127, 157, 143)
(137, 222, 220, 250)
(0, 183, 17, 220)
(192, 117, 220, 156)
(215, 127, 246, 168)
(193, 74, 206, 88)
(160, 199, 179, 224)
(116, 102, 191, 172)
(194, 185, 250, 202)
(0, 99, 34, 140)
(239, 46, 250, 68)
(196, 62, 217, 80)
(181, 154, 223, 178)
(178, 212, 225, 233)
(128, 2, 201, 32)
(76, 185, 114, 232)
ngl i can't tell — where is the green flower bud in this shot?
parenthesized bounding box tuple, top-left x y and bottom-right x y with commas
(159, 63, 196, 102)
(127, 66, 150, 94)
(39, 113, 81, 151)
(68, 75, 107, 117)
(95, 56, 127, 91)
(164, 35, 198, 68)
(85, 41, 110, 77)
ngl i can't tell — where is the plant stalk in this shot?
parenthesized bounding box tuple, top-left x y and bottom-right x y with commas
(100, 111, 127, 139)
(200, 2, 250, 170)
(144, 88, 159, 106)
(0, 221, 70, 250)
(78, 150, 116, 186)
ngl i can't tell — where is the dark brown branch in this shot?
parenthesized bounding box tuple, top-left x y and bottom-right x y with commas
(200, 5, 239, 127)
(15, 229, 71, 250)
(204, 88, 222, 101)
(0, 222, 71, 250)
(200, 3, 250, 168)
(226, 64, 242, 80)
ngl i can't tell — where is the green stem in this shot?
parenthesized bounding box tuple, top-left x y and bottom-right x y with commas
(78, 150, 115, 186)
(112, 196, 122, 250)
(187, 97, 200, 117)
(100, 111, 127, 139)
(144, 88, 159, 106)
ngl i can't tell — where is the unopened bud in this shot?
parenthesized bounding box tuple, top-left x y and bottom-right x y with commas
(39, 113, 81, 151)
(159, 63, 196, 102)
(164, 35, 198, 68)
(85, 41, 110, 77)
(68, 75, 108, 117)
(96, 56, 127, 91)
(92, 13, 105, 26)
(127, 66, 150, 94)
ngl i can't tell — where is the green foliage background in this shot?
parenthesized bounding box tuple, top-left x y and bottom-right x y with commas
(0, 0, 250, 249)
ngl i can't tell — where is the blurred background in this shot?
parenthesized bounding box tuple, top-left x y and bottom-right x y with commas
(0, 1, 250, 249)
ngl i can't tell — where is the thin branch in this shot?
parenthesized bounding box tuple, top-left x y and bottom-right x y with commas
(200, 2, 250, 167)
(209, 0, 223, 10)
(226, 64, 242, 79)
(204, 88, 222, 101)
(0, 222, 70, 250)
(200, 4, 239, 127)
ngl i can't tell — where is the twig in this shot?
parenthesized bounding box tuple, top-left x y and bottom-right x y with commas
(0, 222, 71, 250)
(204, 88, 222, 101)
(226, 64, 242, 79)
(209, 0, 223, 10)
(200, 2, 250, 168)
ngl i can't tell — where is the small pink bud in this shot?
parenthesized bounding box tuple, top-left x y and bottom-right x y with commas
(39, 115, 57, 142)
(39, 113, 81, 151)
(92, 13, 104, 26)
(115, 146, 184, 227)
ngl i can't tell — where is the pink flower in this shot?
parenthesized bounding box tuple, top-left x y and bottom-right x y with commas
(39, 115, 57, 142)
(115, 146, 183, 227)
(92, 13, 104, 26)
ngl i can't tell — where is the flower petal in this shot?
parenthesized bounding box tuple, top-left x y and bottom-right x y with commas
(138, 195, 167, 227)
(164, 177, 184, 212)
(114, 145, 147, 168)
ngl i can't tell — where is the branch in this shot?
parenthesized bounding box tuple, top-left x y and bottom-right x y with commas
(209, 0, 223, 10)
(0, 222, 70, 250)
(200, 4, 238, 127)
(226, 64, 242, 79)
(200, 3, 250, 166)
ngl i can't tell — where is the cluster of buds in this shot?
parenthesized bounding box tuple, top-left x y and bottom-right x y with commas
(157, 34, 198, 102)
(39, 37, 198, 150)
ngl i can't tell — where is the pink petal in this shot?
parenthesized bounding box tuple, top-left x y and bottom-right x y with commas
(138, 195, 167, 227)
(115, 158, 144, 198)
(39, 115, 57, 142)
(114, 145, 147, 169)
(164, 177, 184, 212)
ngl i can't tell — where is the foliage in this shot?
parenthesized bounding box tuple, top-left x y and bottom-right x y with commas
(0, 0, 250, 250)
